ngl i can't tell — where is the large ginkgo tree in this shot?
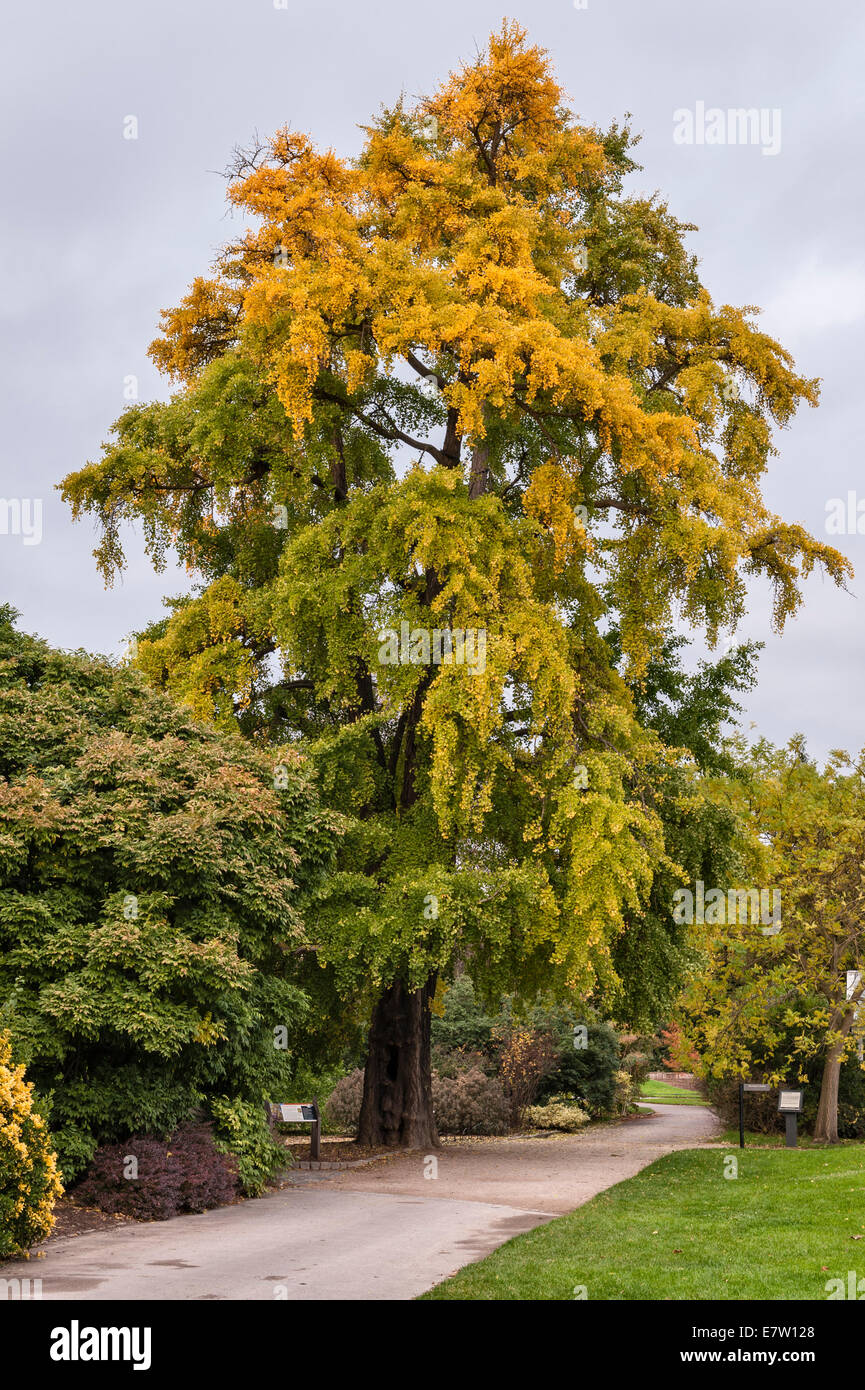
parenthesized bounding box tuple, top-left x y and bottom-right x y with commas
(62, 22, 848, 1146)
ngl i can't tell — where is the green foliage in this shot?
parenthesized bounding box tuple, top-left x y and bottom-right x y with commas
(620, 1050, 651, 1088)
(287, 1059, 355, 1135)
(56, 26, 846, 1051)
(606, 628, 762, 778)
(0, 608, 334, 1180)
(537, 1021, 621, 1114)
(210, 1097, 287, 1194)
(431, 976, 497, 1052)
(682, 738, 865, 1140)
(705, 1049, 865, 1138)
(603, 630, 755, 1027)
(433, 983, 637, 1121)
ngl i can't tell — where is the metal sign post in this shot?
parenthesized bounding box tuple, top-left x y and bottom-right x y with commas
(269, 1099, 322, 1160)
(311, 1095, 321, 1161)
(777, 1087, 805, 1148)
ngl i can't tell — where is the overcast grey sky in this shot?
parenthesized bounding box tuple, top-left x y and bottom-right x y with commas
(2, 0, 864, 760)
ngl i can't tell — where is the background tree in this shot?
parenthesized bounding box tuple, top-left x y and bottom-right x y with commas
(606, 629, 759, 1026)
(0, 607, 332, 1179)
(682, 738, 865, 1143)
(62, 23, 847, 1147)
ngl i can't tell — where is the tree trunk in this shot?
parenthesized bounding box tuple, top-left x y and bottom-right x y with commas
(814, 1039, 844, 1143)
(357, 975, 439, 1148)
(814, 999, 859, 1142)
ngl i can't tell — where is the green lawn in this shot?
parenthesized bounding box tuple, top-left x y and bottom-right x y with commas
(420, 1146, 865, 1300)
(717, 1126, 859, 1150)
(639, 1079, 708, 1106)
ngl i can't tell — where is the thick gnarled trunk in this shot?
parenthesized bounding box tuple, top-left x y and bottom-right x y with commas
(357, 976, 439, 1148)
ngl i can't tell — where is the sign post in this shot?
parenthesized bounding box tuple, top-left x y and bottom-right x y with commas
(739, 1082, 771, 1149)
(269, 1100, 322, 1161)
(738, 1081, 744, 1150)
(777, 1087, 805, 1148)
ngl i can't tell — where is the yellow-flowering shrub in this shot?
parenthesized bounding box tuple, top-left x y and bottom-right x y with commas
(0, 1031, 63, 1257)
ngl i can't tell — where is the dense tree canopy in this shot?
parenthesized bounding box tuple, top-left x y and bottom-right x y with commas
(682, 738, 865, 1142)
(60, 23, 847, 1144)
(606, 631, 759, 1026)
(0, 607, 333, 1177)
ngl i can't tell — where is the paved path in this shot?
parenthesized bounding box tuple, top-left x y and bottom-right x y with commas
(306, 1101, 720, 1214)
(1, 1102, 719, 1300)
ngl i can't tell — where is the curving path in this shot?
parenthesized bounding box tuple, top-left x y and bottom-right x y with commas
(1, 1102, 719, 1301)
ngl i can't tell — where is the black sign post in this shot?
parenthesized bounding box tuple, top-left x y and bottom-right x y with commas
(777, 1087, 805, 1148)
(310, 1095, 321, 1161)
(269, 1099, 322, 1161)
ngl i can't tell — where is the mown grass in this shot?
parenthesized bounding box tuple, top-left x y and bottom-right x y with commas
(639, 1079, 709, 1106)
(717, 1126, 860, 1149)
(420, 1146, 865, 1300)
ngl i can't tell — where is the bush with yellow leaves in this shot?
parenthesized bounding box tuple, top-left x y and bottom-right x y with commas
(525, 1096, 590, 1133)
(0, 1031, 63, 1257)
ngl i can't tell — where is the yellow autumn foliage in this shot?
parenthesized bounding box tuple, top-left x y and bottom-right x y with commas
(0, 1031, 63, 1257)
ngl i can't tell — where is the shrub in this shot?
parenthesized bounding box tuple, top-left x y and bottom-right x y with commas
(323, 1068, 365, 1135)
(835, 1060, 865, 1138)
(432, 1068, 509, 1135)
(536, 1021, 621, 1114)
(72, 1123, 238, 1220)
(495, 1025, 560, 1128)
(430, 1046, 492, 1079)
(210, 1097, 288, 1195)
(613, 1068, 638, 1114)
(637, 1033, 669, 1072)
(524, 1097, 589, 1132)
(0, 608, 333, 1182)
(620, 1050, 651, 1089)
(0, 1031, 63, 1257)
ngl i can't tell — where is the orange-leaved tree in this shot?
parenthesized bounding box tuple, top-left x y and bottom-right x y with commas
(62, 23, 848, 1146)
